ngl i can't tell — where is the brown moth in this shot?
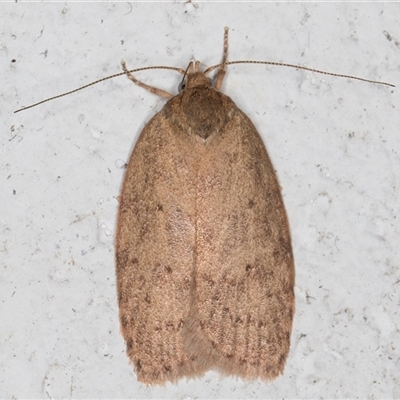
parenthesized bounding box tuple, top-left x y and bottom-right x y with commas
(14, 28, 392, 387)
(115, 28, 295, 384)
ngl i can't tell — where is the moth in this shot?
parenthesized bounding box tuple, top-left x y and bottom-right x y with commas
(14, 27, 393, 385)
(115, 28, 295, 384)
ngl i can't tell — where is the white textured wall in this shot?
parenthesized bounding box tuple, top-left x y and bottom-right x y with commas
(3, 2, 399, 398)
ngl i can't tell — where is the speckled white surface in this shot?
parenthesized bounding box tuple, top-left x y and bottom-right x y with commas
(2, 2, 400, 399)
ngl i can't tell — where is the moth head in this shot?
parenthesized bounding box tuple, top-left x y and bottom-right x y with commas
(178, 60, 212, 92)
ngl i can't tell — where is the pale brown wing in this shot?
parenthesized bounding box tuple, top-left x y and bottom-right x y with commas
(116, 110, 202, 384)
(183, 108, 295, 380)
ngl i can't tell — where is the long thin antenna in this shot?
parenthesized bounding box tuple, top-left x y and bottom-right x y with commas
(14, 65, 185, 113)
(204, 60, 395, 88)
(14, 58, 394, 114)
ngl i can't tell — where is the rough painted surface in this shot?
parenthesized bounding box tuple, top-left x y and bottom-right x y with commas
(4, 2, 399, 398)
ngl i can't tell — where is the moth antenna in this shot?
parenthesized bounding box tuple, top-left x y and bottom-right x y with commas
(14, 65, 185, 113)
(204, 60, 395, 88)
(178, 62, 192, 92)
